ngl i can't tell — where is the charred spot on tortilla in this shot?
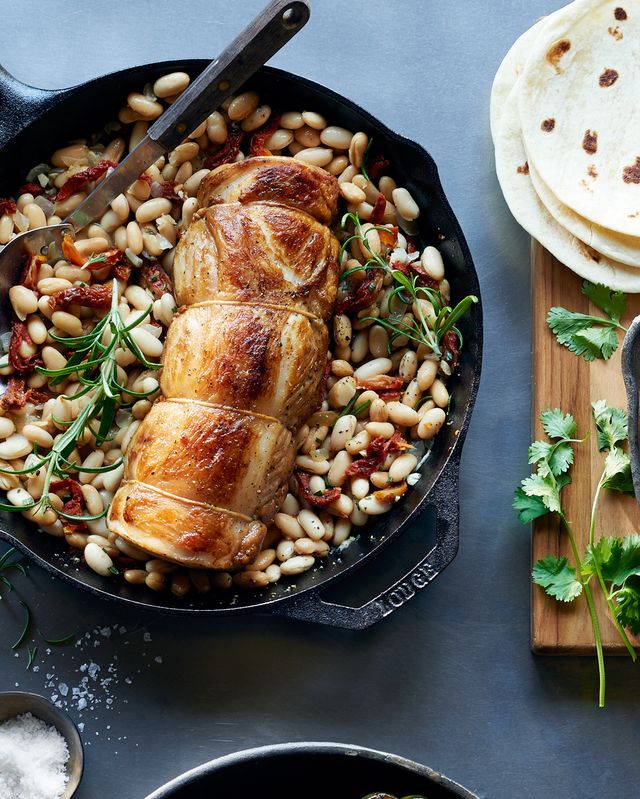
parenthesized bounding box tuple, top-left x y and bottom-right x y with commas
(546, 39, 571, 73)
(614, 7, 627, 20)
(582, 130, 598, 154)
(599, 68, 619, 87)
(587, 164, 598, 180)
(541, 118, 555, 132)
(517, 162, 529, 175)
(608, 26, 623, 41)
(622, 157, 640, 184)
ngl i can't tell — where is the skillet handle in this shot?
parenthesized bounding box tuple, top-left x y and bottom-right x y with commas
(0, 65, 64, 151)
(621, 316, 640, 502)
(269, 457, 461, 630)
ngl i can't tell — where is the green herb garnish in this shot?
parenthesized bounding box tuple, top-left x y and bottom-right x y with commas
(0, 280, 160, 522)
(339, 212, 477, 360)
(514, 402, 640, 706)
(547, 281, 628, 361)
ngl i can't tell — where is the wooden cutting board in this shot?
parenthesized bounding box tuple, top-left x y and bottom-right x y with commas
(532, 241, 640, 654)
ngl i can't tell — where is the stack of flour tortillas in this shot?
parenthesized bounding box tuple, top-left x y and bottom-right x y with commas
(491, 0, 640, 291)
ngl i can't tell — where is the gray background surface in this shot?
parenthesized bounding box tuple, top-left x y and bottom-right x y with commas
(0, 1, 639, 797)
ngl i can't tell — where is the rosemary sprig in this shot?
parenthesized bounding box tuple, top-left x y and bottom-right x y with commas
(0, 280, 161, 521)
(339, 212, 478, 360)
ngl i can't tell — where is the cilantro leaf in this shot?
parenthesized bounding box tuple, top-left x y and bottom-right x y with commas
(532, 555, 583, 602)
(585, 535, 640, 587)
(572, 326, 619, 361)
(528, 440, 552, 467)
(540, 409, 576, 441)
(602, 448, 634, 493)
(582, 281, 626, 323)
(547, 283, 626, 361)
(549, 442, 574, 477)
(513, 488, 548, 523)
(591, 400, 628, 451)
(520, 473, 562, 513)
(614, 577, 640, 635)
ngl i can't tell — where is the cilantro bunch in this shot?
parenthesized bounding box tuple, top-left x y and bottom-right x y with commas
(514, 402, 640, 706)
(547, 281, 628, 361)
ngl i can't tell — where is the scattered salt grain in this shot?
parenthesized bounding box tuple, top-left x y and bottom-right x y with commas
(0, 712, 69, 799)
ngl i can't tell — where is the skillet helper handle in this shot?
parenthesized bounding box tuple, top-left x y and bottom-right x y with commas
(66, 0, 309, 231)
(148, 0, 309, 151)
(270, 457, 461, 630)
(0, 65, 65, 151)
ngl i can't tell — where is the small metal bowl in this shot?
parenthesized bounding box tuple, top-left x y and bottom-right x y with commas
(0, 691, 84, 798)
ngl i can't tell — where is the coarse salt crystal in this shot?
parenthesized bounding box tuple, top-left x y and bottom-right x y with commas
(0, 712, 69, 799)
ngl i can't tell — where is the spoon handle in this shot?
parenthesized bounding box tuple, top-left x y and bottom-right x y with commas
(67, 0, 309, 230)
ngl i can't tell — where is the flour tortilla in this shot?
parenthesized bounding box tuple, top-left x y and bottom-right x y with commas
(528, 159, 640, 267)
(490, 16, 548, 141)
(494, 84, 640, 292)
(518, 0, 640, 237)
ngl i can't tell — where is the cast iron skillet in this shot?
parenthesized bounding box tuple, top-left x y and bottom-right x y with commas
(144, 742, 479, 799)
(0, 59, 482, 628)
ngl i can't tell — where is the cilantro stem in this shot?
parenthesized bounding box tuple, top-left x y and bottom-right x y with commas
(589, 472, 637, 661)
(560, 512, 606, 707)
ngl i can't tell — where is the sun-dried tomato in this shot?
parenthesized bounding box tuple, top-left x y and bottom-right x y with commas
(20, 253, 45, 291)
(55, 160, 116, 203)
(1, 379, 49, 411)
(203, 125, 245, 170)
(441, 329, 459, 373)
(355, 375, 404, 392)
(376, 389, 403, 401)
(149, 179, 181, 201)
(26, 387, 49, 405)
(140, 261, 172, 299)
(249, 113, 281, 156)
(0, 197, 17, 216)
(9, 321, 42, 374)
(114, 263, 131, 282)
(335, 269, 383, 315)
(406, 237, 418, 254)
(379, 225, 398, 252)
(345, 431, 411, 478)
(369, 192, 387, 225)
(366, 154, 390, 183)
(61, 233, 86, 266)
(50, 283, 112, 310)
(372, 482, 408, 503)
(18, 182, 44, 197)
(51, 478, 87, 530)
(1, 378, 28, 410)
(296, 471, 341, 508)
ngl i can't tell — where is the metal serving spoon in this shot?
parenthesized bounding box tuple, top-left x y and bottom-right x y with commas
(0, 0, 309, 288)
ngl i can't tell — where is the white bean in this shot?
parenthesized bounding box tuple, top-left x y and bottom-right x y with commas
(129, 327, 164, 358)
(135, 197, 172, 224)
(280, 555, 315, 576)
(354, 358, 392, 380)
(330, 414, 357, 452)
(274, 513, 305, 540)
(294, 455, 330, 475)
(389, 453, 419, 482)
(386, 402, 419, 427)
(417, 407, 446, 440)
(9, 286, 38, 320)
(84, 542, 115, 577)
(417, 359, 438, 391)
(392, 187, 420, 221)
(431, 379, 450, 408)
(327, 450, 353, 487)
(0, 434, 32, 460)
(359, 495, 395, 515)
(420, 246, 445, 281)
(294, 147, 333, 167)
(0, 418, 15, 439)
(297, 509, 325, 541)
(320, 125, 353, 149)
